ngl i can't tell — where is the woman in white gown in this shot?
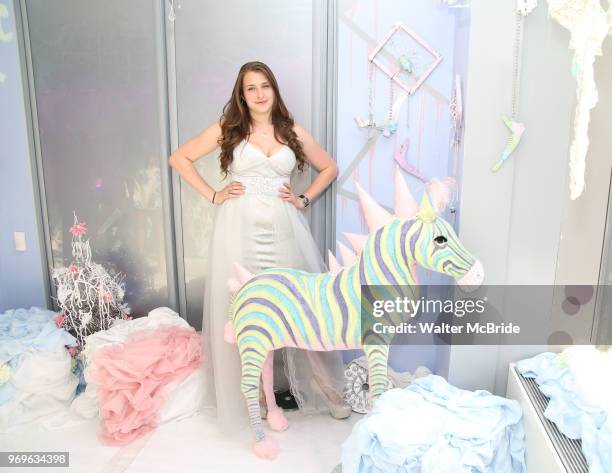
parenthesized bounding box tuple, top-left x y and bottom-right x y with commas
(169, 61, 350, 432)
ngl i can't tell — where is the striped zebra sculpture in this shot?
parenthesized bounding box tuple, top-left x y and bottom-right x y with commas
(224, 169, 484, 459)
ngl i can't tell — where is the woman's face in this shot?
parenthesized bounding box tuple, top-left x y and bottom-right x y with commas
(242, 70, 275, 115)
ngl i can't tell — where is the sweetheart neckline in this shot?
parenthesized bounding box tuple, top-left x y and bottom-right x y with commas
(243, 139, 289, 159)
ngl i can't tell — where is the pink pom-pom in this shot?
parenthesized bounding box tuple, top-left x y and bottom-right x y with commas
(253, 437, 278, 460)
(267, 409, 289, 432)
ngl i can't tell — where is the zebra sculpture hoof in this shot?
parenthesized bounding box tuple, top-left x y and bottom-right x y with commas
(267, 408, 289, 432)
(253, 437, 278, 460)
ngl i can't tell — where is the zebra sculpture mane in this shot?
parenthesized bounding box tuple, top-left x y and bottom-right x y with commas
(224, 168, 484, 459)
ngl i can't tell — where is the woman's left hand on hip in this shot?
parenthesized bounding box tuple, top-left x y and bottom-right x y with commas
(278, 182, 304, 209)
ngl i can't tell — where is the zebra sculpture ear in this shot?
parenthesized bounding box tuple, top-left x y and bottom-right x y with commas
(416, 193, 437, 223)
(425, 177, 456, 213)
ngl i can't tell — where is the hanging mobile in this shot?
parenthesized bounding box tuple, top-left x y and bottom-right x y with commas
(491, 2, 535, 172)
(382, 76, 398, 137)
(440, 0, 470, 8)
(354, 22, 443, 138)
(353, 61, 397, 138)
(167, 0, 177, 22)
(353, 61, 379, 131)
(449, 75, 463, 151)
(398, 49, 419, 75)
(398, 54, 413, 73)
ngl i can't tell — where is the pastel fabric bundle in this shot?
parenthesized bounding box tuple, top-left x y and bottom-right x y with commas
(0, 307, 76, 364)
(94, 324, 202, 445)
(516, 347, 612, 473)
(0, 307, 78, 432)
(341, 375, 526, 473)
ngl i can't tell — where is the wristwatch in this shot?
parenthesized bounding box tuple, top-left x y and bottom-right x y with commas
(298, 194, 310, 208)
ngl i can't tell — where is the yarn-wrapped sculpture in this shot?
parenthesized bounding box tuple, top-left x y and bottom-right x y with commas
(225, 169, 484, 459)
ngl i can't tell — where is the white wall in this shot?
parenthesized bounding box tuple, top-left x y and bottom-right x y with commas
(0, 0, 47, 312)
(448, 0, 612, 394)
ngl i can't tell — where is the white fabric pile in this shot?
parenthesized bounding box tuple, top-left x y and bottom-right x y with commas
(0, 307, 205, 432)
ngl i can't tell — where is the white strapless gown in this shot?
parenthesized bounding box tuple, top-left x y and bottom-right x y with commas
(202, 139, 345, 432)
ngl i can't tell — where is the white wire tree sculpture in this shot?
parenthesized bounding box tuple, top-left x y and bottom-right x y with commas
(52, 212, 131, 355)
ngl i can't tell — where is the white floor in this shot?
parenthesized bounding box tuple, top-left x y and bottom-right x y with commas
(1, 409, 360, 473)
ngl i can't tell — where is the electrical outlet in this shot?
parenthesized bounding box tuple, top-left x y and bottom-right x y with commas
(14, 232, 26, 252)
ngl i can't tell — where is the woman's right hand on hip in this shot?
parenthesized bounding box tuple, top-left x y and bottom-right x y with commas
(215, 181, 245, 204)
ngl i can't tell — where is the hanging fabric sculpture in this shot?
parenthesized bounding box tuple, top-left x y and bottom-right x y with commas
(491, 0, 537, 172)
(223, 171, 484, 459)
(546, 0, 612, 199)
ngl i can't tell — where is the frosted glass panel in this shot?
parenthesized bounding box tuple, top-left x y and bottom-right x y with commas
(26, 0, 170, 316)
(173, 0, 316, 329)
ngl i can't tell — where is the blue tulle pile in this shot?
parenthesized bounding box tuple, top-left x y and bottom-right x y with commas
(341, 375, 526, 473)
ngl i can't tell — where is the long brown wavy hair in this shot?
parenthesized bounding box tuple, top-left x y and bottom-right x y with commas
(217, 61, 307, 177)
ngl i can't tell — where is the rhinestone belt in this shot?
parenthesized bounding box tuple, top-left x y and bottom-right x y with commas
(231, 175, 289, 196)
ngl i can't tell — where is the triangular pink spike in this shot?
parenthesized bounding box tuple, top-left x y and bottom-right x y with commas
(227, 278, 242, 293)
(355, 182, 393, 232)
(394, 165, 419, 218)
(328, 250, 343, 275)
(224, 321, 236, 343)
(344, 232, 368, 253)
(337, 241, 357, 267)
(234, 262, 253, 285)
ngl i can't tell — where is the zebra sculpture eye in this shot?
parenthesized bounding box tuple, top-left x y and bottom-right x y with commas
(433, 235, 448, 245)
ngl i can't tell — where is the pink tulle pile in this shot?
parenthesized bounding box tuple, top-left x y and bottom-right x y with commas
(94, 325, 202, 445)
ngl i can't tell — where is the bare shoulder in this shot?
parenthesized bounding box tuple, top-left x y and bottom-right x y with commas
(292, 123, 312, 144)
(293, 122, 305, 136)
(201, 119, 223, 143)
(211, 118, 223, 136)
(290, 122, 335, 172)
